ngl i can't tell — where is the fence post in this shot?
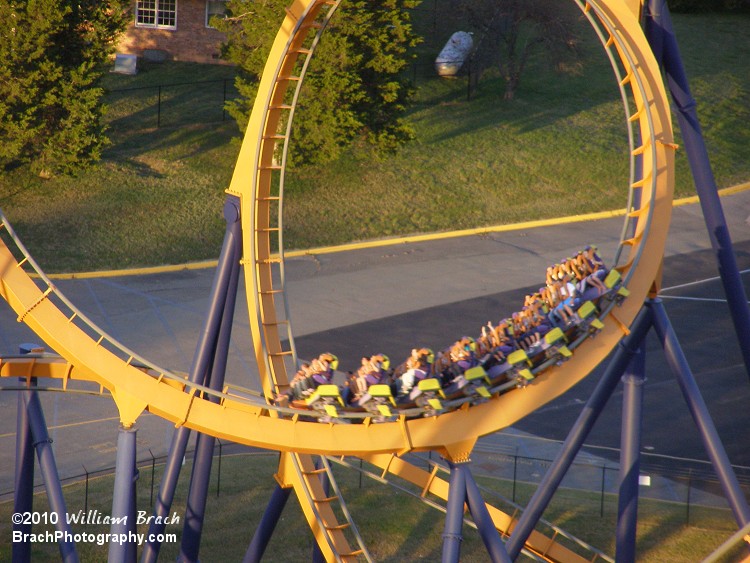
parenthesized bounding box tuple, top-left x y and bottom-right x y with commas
(149, 448, 155, 507)
(686, 470, 692, 525)
(600, 464, 607, 517)
(83, 465, 89, 515)
(432, 0, 438, 36)
(216, 439, 223, 497)
(157, 85, 162, 128)
(512, 453, 518, 503)
(222, 79, 228, 121)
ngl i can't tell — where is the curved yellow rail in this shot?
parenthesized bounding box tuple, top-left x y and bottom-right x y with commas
(0, 0, 672, 463)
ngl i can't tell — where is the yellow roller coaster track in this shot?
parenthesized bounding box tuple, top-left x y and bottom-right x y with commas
(0, 1, 672, 560)
(0, 0, 672, 462)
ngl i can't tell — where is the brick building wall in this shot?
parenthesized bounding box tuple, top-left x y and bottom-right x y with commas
(118, 0, 230, 65)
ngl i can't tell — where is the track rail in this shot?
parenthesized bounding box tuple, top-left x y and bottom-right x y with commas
(0, 0, 673, 457)
(0, 2, 675, 561)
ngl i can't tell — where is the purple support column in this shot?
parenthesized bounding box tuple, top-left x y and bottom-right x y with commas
(442, 461, 467, 563)
(143, 197, 241, 563)
(645, 0, 750, 381)
(312, 458, 330, 563)
(463, 466, 511, 563)
(141, 426, 191, 563)
(651, 299, 750, 526)
(13, 379, 35, 563)
(616, 343, 646, 562)
(127, 462, 138, 563)
(243, 485, 292, 563)
(179, 221, 241, 562)
(506, 305, 654, 560)
(24, 390, 79, 562)
(108, 424, 138, 563)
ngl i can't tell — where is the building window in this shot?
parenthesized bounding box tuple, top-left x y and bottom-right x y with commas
(136, 0, 177, 30)
(206, 0, 228, 28)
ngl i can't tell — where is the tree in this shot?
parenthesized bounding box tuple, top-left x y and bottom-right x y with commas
(669, 0, 750, 11)
(0, 0, 130, 176)
(215, 0, 421, 166)
(457, 0, 581, 100)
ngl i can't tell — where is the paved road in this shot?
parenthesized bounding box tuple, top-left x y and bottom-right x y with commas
(1, 189, 749, 495)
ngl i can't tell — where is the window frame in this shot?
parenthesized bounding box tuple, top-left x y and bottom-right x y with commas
(205, 0, 228, 29)
(135, 0, 178, 30)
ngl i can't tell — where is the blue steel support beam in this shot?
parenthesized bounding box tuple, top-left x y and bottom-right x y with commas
(143, 197, 242, 563)
(312, 458, 330, 563)
(141, 426, 191, 563)
(179, 201, 242, 562)
(616, 343, 646, 563)
(13, 379, 35, 563)
(108, 424, 138, 563)
(244, 484, 292, 563)
(464, 466, 511, 563)
(506, 305, 654, 560)
(178, 425, 218, 561)
(127, 463, 138, 563)
(645, 0, 750, 381)
(442, 461, 467, 563)
(650, 299, 750, 526)
(23, 389, 79, 562)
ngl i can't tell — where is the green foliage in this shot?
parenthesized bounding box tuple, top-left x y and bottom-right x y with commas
(215, 0, 422, 165)
(0, 454, 739, 562)
(0, 0, 130, 176)
(456, 0, 582, 100)
(4, 14, 750, 274)
(669, 0, 750, 12)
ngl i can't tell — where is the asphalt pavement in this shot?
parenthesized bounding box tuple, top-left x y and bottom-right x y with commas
(1, 188, 750, 496)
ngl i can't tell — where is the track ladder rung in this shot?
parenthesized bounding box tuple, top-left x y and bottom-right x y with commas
(269, 350, 294, 358)
(627, 207, 646, 218)
(17, 286, 54, 322)
(263, 319, 289, 326)
(284, 6, 300, 21)
(628, 108, 643, 122)
(300, 20, 323, 30)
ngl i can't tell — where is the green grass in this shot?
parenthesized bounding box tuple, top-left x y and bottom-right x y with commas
(1, 14, 749, 273)
(0, 453, 743, 562)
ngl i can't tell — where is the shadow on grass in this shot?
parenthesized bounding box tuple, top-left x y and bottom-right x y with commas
(106, 120, 238, 163)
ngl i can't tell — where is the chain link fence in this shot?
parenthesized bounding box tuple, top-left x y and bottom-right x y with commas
(104, 78, 240, 131)
(99, 2, 480, 133)
(5, 438, 743, 533)
(462, 444, 750, 529)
